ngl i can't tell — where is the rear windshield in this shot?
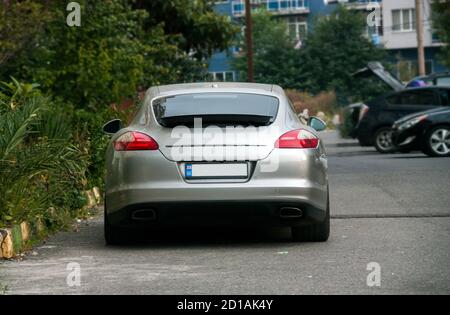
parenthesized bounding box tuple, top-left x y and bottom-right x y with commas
(152, 93, 279, 127)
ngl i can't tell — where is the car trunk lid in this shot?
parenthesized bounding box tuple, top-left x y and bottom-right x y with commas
(156, 124, 277, 162)
(151, 92, 281, 162)
(353, 62, 405, 92)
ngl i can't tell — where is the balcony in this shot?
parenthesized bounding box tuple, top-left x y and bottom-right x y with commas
(231, 0, 310, 17)
(340, 0, 382, 10)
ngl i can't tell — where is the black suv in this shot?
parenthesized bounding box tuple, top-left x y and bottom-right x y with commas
(355, 87, 450, 153)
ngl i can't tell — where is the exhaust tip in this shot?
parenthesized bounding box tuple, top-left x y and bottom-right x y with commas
(132, 209, 156, 221)
(280, 207, 303, 219)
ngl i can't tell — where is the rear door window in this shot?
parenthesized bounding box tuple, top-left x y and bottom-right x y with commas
(387, 89, 437, 106)
(153, 93, 280, 127)
(436, 77, 450, 87)
(439, 89, 450, 106)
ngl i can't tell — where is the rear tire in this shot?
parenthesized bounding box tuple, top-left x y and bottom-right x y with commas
(374, 127, 395, 154)
(292, 198, 330, 242)
(422, 126, 450, 157)
(104, 208, 127, 245)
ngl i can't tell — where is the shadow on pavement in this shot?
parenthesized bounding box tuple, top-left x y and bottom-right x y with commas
(106, 226, 298, 249)
(328, 150, 379, 157)
(387, 155, 430, 159)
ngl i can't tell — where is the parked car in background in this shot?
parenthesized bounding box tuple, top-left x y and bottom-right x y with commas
(346, 63, 450, 144)
(392, 107, 450, 157)
(354, 62, 450, 90)
(354, 87, 450, 153)
(102, 83, 330, 244)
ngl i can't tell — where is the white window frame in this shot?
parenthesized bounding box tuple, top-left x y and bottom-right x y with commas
(209, 71, 237, 82)
(392, 8, 416, 33)
(287, 18, 308, 41)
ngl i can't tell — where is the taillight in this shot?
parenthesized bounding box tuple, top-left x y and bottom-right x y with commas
(359, 104, 369, 122)
(275, 129, 319, 149)
(114, 132, 159, 151)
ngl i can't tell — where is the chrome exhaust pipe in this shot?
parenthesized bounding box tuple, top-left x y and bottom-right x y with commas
(280, 207, 303, 219)
(132, 209, 156, 221)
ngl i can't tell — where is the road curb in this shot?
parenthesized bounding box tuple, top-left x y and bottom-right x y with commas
(0, 222, 32, 259)
(1, 187, 102, 259)
(85, 187, 102, 208)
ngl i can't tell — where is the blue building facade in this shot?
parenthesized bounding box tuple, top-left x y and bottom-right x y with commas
(208, 0, 447, 82)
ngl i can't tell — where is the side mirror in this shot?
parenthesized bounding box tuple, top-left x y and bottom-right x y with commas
(308, 117, 327, 132)
(102, 119, 122, 135)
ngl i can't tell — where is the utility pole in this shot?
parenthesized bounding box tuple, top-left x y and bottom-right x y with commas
(415, 0, 426, 76)
(245, 0, 254, 82)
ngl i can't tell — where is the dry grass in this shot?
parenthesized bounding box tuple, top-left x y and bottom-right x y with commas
(286, 90, 337, 116)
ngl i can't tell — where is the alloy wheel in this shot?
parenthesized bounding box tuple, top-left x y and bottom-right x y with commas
(429, 128, 450, 156)
(376, 129, 394, 152)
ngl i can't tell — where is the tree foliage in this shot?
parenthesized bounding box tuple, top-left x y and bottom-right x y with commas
(300, 6, 388, 102)
(0, 0, 51, 66)
(234, 6, 388, 103)
(0, 0, 237, 109)
(233, 11, 300, 87)
(133, 0, 238, 59)
(431, 0, 450, 67)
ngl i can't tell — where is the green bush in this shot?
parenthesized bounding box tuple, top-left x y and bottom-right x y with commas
(70, 107, 116, 189)
(0, 79, 89, 228)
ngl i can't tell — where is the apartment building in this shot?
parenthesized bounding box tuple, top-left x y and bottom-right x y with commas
(381, 0, 447, 81)
(208, 0, 314, 81)
(208, 0, 448, 82)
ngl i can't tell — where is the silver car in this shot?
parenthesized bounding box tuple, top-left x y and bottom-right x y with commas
(102, 83, 330, 244)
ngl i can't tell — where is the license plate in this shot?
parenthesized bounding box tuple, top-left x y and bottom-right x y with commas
(185, 163, 248, 179)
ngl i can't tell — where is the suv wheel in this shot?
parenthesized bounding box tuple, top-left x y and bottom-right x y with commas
(374, 127, 395, 153)
(423, 126, 450, 157)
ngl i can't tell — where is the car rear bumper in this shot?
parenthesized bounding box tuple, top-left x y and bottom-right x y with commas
(105, 149, 328, 228)
(106, 199, 328, 228)
(106, 181, 328, 228)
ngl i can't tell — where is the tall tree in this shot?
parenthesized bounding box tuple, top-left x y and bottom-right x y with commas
(233, 11, 302, 88)
(133, 0, 238, 59)
(0, 0, 237, 108)
(431, 0, 450, 67)
(0, 0, 51, 66)
(232, 7, 388, 103)
(301, 6, 387, 102)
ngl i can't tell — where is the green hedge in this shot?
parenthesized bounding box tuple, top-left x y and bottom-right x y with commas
(0, 80, 91, 228)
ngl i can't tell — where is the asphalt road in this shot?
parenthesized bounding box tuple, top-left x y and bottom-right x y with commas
(1, 131, 449, 295)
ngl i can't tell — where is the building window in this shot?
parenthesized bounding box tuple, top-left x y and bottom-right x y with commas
(231, 0, 308, 16)
(432, 30, 440, 43)
(288, 17, 307, 41)
(392, 9, 416, 32)
(209, 71, 236, 82)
